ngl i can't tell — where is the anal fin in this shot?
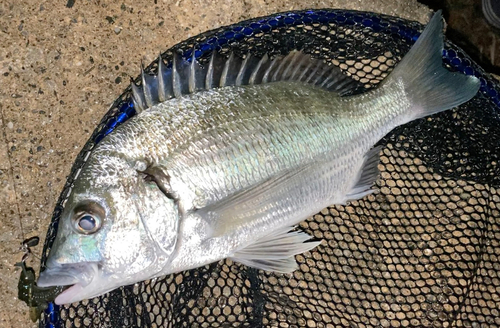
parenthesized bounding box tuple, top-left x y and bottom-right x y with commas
(229, 226, 321, 273)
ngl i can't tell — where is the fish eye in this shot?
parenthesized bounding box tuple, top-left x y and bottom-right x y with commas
(72, 202, 104, 235)
(76, 214, 100, 234)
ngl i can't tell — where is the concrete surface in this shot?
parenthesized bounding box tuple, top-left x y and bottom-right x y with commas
(0, 1, 433, 327)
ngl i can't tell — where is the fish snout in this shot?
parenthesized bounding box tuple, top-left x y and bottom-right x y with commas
(37, 261, 98, 288)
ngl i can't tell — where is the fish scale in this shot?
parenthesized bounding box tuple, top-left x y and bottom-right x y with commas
(97, 82, 401, 210)
(186, 86, 396, 205)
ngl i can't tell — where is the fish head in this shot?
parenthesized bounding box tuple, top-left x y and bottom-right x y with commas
(38, 154, 179, 304)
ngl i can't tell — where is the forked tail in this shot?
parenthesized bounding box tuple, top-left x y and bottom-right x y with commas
(382, 10, 480, 119)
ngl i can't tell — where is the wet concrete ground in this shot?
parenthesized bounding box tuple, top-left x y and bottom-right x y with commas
(0, 0, 437, 327)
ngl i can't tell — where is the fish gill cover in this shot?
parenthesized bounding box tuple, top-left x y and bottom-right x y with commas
(36, 8, 500, 328)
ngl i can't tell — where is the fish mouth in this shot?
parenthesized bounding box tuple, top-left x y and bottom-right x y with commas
(37, 261, 99, 304)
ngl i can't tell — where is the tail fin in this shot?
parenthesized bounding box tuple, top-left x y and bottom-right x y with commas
(383, 10, 480, 119)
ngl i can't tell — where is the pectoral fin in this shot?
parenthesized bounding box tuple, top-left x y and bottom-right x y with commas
(199, 165, 313, 235)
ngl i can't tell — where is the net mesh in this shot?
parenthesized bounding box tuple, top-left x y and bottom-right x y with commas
(38, 9, 500, 328)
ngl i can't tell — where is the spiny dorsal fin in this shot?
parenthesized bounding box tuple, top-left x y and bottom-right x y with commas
(141, 63, 159, 108)
(131, 50, 358, 113)
(249, 54, 268, 85)
(171, 53, 182, 99)
(188, 51, 196, 93)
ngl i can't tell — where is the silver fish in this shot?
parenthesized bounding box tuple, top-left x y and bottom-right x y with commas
(38, 11, 479, 305)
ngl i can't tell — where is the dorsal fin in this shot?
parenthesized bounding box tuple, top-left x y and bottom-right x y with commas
(131, 50, 358, 113)
(249, 54, 268, 85)
(171, 53, 182, 99)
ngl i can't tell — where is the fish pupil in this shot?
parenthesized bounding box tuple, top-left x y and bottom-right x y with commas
(78, 215, 96, 231)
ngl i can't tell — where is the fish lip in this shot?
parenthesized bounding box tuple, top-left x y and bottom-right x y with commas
(54, 283, 86, 305)
(37, 262, 99, 289)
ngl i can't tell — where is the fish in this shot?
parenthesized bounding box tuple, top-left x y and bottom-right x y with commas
(37, 10, 480, 305)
